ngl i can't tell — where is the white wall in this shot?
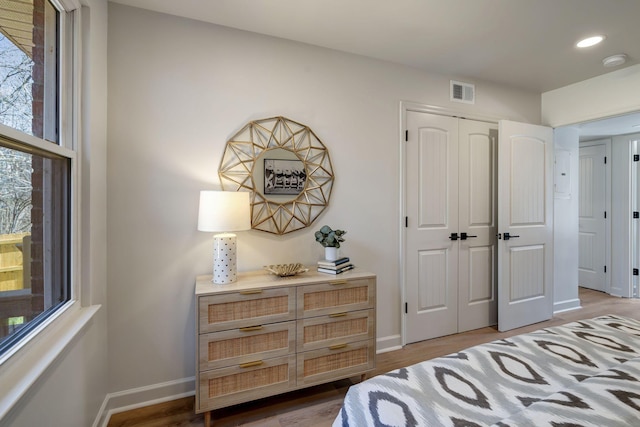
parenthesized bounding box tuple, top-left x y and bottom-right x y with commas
(106, 3, 540, 403)
(0, 1, 110, 426)
(553, 127, 580, 312)
(0, 314, 107, 427)
(542, 64, 640, 127)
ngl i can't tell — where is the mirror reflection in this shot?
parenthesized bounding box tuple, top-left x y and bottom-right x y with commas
(253, 148, 306, 203)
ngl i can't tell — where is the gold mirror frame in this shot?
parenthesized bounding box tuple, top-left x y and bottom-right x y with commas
(219, 116, 334, 235)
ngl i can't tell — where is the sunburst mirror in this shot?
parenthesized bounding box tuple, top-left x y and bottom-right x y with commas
(219, 116, 334, 235)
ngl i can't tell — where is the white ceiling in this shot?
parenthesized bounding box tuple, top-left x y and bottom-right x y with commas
(109, 0, 640, 138)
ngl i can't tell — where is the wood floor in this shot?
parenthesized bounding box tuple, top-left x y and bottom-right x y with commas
(108, 288, 640, 427)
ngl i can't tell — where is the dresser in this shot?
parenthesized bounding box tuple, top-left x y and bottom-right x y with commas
(195, 268, 376, 427)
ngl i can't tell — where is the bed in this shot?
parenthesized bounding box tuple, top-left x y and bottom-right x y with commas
(333, 315, 640, 427)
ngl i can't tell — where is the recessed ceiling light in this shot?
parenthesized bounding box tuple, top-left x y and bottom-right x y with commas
(576, 35, 605, 48)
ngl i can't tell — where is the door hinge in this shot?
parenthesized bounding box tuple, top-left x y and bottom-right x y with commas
(634, 154, 639, 162)
(604, 265, 607, 273)
(405, 302, 408, 314)
(634, 268, 639, 276)
(405, 216, 408, 227)
(405, 130, 408, 141)
(604, 156, 607, 164)
(634, 211, 639, 219)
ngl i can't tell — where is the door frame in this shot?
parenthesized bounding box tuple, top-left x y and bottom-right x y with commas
(578, 138, 612, 294)
(633, 138, 639, 298)
(399, 101, 501, 346)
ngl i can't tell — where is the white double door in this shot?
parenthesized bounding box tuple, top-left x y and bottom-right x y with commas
(405, 112, 554, 344)
(405, 113, 498, 342)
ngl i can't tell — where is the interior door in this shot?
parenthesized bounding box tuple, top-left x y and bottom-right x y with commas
(458, 120, 498, 332)
(498, 120, 554, 332)
(405, 112, 459, 343)
(578, 144, 607, 291)
(405, 112, 497, 343)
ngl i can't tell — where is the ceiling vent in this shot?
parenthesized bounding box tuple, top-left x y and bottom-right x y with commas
(450, 80, 475, 104)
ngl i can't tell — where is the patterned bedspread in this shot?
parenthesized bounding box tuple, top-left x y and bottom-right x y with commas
(333, 315, 640, 427)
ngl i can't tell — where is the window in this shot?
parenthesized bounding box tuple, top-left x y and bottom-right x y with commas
(0, 0, 74, 358)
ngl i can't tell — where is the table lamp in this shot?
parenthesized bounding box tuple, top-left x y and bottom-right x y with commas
(198, 191, 251, 284)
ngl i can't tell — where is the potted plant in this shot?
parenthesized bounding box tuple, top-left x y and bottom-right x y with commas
(315, 225, 346, 261)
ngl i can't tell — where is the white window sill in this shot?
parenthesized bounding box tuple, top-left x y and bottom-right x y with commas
(0, 302, 101, 420)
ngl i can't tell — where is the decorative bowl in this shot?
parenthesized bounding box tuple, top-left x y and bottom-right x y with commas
(264, 263, 309, 277)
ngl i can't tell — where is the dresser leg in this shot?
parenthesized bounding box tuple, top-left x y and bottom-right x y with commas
(360, 373, 367, 382)
(204, 411, 211, 427)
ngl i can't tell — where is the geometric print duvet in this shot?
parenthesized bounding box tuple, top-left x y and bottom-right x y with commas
(333, 315, 640, 427)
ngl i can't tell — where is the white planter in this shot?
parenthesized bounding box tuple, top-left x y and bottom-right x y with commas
(324, 246, 339, 261)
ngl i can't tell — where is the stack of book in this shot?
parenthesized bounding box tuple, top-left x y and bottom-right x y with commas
(317, 257, 354, 274)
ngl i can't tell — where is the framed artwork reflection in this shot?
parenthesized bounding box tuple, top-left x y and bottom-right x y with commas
(264, 159, 306, 195)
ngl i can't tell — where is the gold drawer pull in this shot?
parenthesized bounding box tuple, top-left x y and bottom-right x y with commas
(329, 312, 348, 318)
(329, 280, 348, 286)
(239, 360, 264, 369)
(239, 325, 263, 332)
(239, 289, 263, 295)
(329, 343, 348, 351)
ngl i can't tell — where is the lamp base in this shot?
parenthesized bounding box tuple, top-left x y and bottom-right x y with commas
(212, 233, 237, 284)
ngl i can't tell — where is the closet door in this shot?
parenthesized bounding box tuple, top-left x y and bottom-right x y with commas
(497, 120, 554, 331)
(405, 112, 497, 343)
(405, 112, 459, 343)
(458, 120, 498, 332)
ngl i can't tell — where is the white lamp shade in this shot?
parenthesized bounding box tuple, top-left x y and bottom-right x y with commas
(198, 191, 251, 232)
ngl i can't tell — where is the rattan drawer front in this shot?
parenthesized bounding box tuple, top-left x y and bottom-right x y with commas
(198, 355, 296, 411)
(297, 278, 375, 318)
(199, 321, 296, 371)
(297, 309, 374, 353)
(296, 339, 375, 387)
(199, 287, 295, 333)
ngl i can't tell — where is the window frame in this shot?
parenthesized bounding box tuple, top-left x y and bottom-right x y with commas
(0, 0, 83, 367)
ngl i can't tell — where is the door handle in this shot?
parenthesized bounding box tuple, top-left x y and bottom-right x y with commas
(460, 232, 477, 240)
(449, 233, 459, 241)
(503, 232, 520, 241)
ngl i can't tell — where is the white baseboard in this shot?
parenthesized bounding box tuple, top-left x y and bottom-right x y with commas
(376, 334, 402, 354)
(92, 376, 195, 427)
(92, 335, 405, 426)
(553, 298, 581, 314)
